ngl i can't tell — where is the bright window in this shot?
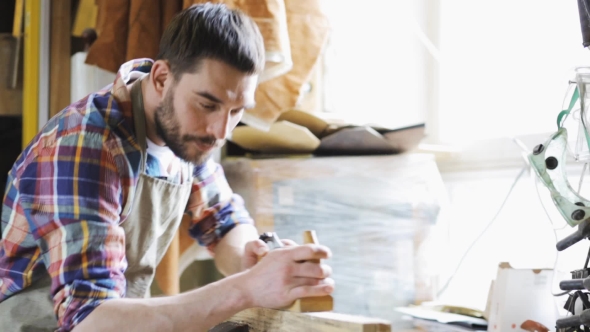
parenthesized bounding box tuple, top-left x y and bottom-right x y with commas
(321, 0, 433, 130)
(322, 0, 590, 146)
(321, 1, 590, 312)
(439, 0, 590, 144)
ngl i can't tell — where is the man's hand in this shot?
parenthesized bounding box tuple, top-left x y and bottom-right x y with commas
(238, 244, 334, 309)
(214, 225, 298, 275)
(74, 241, 334, 332)
(241, 238, 297, 270)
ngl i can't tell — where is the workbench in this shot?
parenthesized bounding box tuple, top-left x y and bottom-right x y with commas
(210, 307, 430, 331)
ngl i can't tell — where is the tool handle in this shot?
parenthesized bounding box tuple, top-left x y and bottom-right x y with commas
(556, 309, 590, 328)
(303, 230, 320, 263)
(578, 0, 590, 48)
(560, 279, 585, 290)
(556, 226, 589, 251)
(259, 232, 284, 250)
(259, 230, 322, 263)
(556, 315, 581, 328)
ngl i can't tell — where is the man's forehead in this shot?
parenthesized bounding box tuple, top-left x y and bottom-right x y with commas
(180, 67, 257, 105)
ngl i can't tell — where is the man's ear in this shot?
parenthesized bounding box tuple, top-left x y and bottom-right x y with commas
(150, 60, 172, 99)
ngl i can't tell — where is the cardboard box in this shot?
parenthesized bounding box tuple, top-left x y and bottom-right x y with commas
(486, 262, 558, 331)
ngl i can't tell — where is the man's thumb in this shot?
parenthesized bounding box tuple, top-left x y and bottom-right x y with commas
(252, 239, 269, 256)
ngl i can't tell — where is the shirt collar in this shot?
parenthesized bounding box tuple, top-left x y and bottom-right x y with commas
(111, 58, 154, 102)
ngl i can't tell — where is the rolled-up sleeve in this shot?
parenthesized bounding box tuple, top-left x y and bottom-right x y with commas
(18, 132, 127, 331)
(186, 159, 253, 252)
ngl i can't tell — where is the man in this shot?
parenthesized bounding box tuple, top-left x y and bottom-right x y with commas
(0, 4, 334, 332)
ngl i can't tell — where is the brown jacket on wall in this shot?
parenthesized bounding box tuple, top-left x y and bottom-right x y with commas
(85, 0, 329, 127)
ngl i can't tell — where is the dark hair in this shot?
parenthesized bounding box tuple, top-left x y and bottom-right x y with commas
(156, 3, 265, 80)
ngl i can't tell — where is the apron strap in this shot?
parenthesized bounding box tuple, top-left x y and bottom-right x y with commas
(130, 75, 149, 174)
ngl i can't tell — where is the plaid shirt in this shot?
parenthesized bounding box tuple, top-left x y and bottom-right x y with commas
(0, 59, 253, 331)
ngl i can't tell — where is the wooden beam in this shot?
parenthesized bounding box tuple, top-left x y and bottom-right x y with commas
(50, 0, 71, 117)
(11, 0, 24, 90)
(155, 229, 180, 295)
(13, 0, 24, 37)
(0, 35, 22, 116)
(23, 0, 40, 148)
(216, 307, 391, 332)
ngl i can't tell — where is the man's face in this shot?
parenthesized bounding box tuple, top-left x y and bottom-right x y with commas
(154, 58, 258, 165)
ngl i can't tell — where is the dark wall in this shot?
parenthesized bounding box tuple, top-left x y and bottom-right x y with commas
(0, 1, 16, 33)
(0, 1, 19, 237)
(0, 116, 22, 237)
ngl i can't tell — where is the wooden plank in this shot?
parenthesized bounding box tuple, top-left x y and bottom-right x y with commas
(285, 295, 334, 313)
(286, 230, 333, 313)
(49, 0, 71, 117)
(218, 307, 391, 332)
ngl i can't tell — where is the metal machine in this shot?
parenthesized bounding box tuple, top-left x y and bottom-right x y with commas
(529, 1, 590, 330)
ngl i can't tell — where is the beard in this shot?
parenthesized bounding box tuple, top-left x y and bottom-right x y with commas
(154, 87, 223, 165)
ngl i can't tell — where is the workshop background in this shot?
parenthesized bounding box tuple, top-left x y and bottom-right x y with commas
(1, 0, 590, 330)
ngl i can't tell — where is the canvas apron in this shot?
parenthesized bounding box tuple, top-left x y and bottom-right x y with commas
(0, 76, 193, 331)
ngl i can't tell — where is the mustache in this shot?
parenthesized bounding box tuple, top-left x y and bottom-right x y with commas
(184, 135, 220, 147)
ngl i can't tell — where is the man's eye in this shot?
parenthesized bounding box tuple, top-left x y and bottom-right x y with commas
(200, 103, 216, 110)
(231, 108, 244, 115)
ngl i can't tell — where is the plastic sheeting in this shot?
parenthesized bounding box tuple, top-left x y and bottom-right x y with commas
(222, 153, 450, 325)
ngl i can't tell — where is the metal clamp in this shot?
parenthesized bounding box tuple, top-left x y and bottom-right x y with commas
(259, 232, 284, 251)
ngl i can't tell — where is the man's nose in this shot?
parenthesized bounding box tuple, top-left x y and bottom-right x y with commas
(207, 110, 231, 140)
